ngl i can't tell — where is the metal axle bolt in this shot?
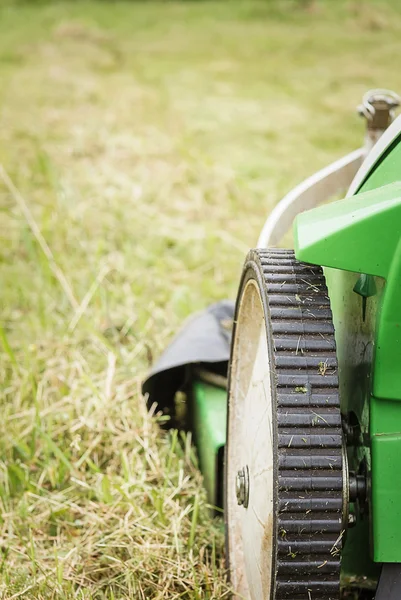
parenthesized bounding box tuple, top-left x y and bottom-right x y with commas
(236, 466, 250, 508)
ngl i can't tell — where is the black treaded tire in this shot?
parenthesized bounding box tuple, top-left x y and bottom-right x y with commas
(225, 248, 343, 600)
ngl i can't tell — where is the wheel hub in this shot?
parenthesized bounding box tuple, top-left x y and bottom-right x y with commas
(236, 466, 250, 508)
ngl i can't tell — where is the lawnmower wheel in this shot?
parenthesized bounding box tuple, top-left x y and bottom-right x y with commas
(225, 249, 344, 600)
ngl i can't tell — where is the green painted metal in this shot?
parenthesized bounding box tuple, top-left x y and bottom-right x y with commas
(191, 379, 227, 508)
(294, 180, 401, 563)
(357, 134, 401, 562)
(370, 397, 401, 561)
(322, 268, 382, 583)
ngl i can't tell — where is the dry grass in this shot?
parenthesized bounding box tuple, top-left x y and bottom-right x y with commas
(1, 0, 401, 597)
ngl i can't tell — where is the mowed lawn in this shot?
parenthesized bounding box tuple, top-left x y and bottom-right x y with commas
(1, 0, 401, 597)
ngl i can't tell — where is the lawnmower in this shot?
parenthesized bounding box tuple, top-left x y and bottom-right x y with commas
(143, 89, 401, 599)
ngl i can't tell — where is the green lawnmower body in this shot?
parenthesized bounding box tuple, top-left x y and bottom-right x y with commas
(191, 103, 401, 589)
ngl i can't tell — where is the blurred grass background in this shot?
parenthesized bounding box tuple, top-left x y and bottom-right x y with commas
(1, 0, 401, 597)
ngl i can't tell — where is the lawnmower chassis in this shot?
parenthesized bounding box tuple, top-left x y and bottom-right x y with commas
(145, 90, 401, 599)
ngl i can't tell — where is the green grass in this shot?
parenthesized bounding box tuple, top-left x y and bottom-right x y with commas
(1, 0, 401, 597)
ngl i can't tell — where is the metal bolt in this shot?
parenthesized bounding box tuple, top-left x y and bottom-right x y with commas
(358, 89, 400, 150)
(236, 466, 250, 508)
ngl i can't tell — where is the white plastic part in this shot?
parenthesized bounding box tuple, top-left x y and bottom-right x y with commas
(257, 149, 364, 248)
(257, 113, 401, 249)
